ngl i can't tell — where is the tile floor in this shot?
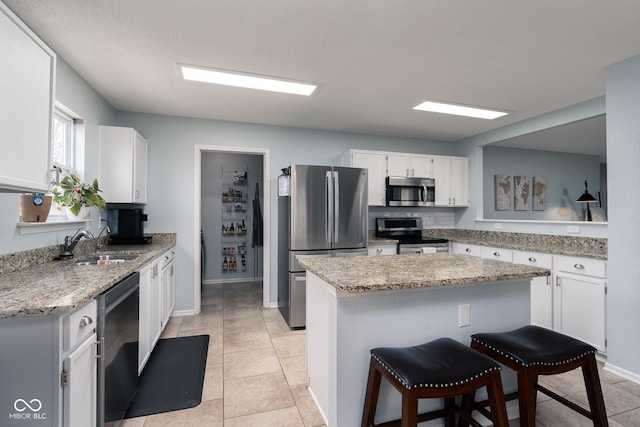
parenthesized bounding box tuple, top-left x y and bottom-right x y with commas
(122, 281, 640, 427)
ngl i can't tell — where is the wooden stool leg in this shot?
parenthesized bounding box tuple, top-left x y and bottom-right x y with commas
(401, 390, 418, 427)
(362, 359, 383, 427)
(517, 369, 538, 427)
(582, 355, 609, 427)
(485, 370, 509, 427)
(457, 390, 476, 427)
(444, 397, 456, 427)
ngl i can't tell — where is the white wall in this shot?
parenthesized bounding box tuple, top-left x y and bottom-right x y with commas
(604, 53, 640, 379)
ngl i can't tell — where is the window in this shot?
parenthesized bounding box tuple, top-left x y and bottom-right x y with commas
(52, 109, 74, 174)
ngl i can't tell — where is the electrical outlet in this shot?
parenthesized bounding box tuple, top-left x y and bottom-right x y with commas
(458, 304, 471, 327)
(493, 223, 503, 229)
(567, 225, 580, 234)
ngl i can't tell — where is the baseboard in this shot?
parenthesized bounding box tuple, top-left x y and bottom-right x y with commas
(604, 362, 640, 384)
(171, 309, 197, 317)
(203, 277, 264, 285)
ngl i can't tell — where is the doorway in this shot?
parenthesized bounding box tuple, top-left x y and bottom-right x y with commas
(194, 145, 270, 314)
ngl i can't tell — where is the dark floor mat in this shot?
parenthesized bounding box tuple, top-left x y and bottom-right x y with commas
(124, 335, 209, 418)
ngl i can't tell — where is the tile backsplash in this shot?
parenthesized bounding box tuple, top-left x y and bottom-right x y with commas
(368, 210, 455, 230)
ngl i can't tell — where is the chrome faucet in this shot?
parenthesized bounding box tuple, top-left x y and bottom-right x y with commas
(96, 225, 111, 249)
(59, 228, 95, 258)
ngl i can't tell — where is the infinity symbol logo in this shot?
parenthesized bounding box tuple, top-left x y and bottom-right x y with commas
(14, 399, 42, 412)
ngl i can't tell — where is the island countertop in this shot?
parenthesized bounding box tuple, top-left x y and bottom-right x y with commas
(299, 252, 550, 293)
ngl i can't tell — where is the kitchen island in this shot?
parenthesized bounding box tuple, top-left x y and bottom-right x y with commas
(299, 253, 550, 427)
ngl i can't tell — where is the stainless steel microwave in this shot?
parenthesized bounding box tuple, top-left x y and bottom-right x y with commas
(385, 176, 435, 207)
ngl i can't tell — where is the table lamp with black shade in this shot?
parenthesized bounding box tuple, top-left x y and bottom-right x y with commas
(576, 180, 598, 221)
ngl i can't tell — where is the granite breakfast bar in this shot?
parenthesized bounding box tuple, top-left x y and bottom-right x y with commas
(299, 253, 550, 427)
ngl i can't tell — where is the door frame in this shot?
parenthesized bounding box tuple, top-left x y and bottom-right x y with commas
(194, 144, 271, 312)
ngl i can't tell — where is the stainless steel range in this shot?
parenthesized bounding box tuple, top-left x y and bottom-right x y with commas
(375, 217, 449, 254)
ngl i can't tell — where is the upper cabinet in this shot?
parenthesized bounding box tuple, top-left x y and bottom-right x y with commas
(343, 150, 386, 206)
(99, 126, 148, 203)
(0, 3, 56, 193)
(345, 149, 468, 207)
(387, 153, 433, 178)
(432, 156, 469, 207)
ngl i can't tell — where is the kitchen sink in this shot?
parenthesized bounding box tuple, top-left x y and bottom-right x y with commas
(75, 254, 140, 265)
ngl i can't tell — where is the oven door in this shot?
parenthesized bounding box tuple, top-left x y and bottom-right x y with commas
(386, 177, 435, 207)
(398, 243, 449, 254)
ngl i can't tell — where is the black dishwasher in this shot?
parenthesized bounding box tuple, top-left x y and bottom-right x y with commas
(97, 272, 139, 427)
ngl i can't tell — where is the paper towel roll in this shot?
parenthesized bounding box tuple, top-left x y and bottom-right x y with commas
(421, 247, 437, 254)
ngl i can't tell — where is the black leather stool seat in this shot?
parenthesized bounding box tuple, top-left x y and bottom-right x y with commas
(362, 337, 509, 427)
(471, 325, 597, 367)
(372, 338, 502, 389)
(468, 325, 608, 427)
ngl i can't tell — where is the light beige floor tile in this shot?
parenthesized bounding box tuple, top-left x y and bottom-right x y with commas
(224, 329, 273, 353)
(613, 380, 640, 399)
(223, 316, 267, 335)
(265, 318, 305, 338)
(224, 372, 295, 419)
(223, 305, 264, 320)
(120, 417, 146, 427)
(612, 407, 640, 426)
(224, 406, 304, 427)
(272, 334, 306, 358)
(280, 354, 308, 387)
(177, 326, 217, 337)
(224, 347, 282, 379)
(290, 385, 327, 427)
(202, 363, 223, 401)
(143, 398, 223, 426)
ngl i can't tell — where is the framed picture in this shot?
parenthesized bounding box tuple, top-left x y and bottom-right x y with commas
(494, 175, 512, 210)
(532, 176, 547, 211)
(514, 176, 530, 211)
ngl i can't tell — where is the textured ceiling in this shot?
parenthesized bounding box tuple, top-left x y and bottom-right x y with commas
(5, 0, 639, 156)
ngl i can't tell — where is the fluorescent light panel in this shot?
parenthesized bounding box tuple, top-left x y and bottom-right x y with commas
(413, 100, 508, 120)
(180, 65, 316, 96)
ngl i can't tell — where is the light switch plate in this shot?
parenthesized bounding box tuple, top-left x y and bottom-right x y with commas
(458, 304, 471, 327)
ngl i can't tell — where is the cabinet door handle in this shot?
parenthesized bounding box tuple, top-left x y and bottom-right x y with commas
(574, 263, 585, 270)
(493, 252, 500, 257)
(376, 248, 382, 254)
(411, 168, 414, 176)
(528, 257, 537, 263)
(465, 248, 471, 253)
(79, 315, 93, 328)
(556, 277, 561, 287)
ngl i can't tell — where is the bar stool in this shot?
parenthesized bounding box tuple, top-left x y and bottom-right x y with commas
(361, 337, 509, 427)
(469, 325, 608, 427)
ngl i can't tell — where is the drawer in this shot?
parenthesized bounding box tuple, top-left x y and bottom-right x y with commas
(481, 247, 513, 263)
(63, 299, 97, 353)
(555, 255, 606, 278)
(453, 243, 482, 257)
(513, 251, 553, 269)
(368, 244, 397, 256)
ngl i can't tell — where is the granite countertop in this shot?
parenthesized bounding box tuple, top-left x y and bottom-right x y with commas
(299, 252, 550, 294)
(0, 234, 176, 319)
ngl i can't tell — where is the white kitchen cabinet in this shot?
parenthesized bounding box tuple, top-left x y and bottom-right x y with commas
(343, 150, 386, 206)
(432, 156, 469, 207)
(138, 257, 162, 373)
(513, 250, 554, 329)
(554, 256, 607, 352)
(99, 126, 148, 203)
(0, 3, 56, 193)
(160, 249, 175, 329)
(481, 246, 513, 263)
(387, 153, 433, 178)
(368, 243, 397, 256)
(451, 242, 482, 257)
(62, 332, 97, 427)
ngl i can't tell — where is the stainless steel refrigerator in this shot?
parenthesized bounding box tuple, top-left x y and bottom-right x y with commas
(278, 164, 368, 328)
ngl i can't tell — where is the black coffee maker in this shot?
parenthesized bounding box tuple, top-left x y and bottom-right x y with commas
(106, 208, 152, 245)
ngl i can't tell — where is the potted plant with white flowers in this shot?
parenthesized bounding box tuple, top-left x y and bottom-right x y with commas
(52, 173, 106, 219)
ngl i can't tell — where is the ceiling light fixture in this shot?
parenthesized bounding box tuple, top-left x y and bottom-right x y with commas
(413, 100, 508, 120)
(180, 65, 317, 96)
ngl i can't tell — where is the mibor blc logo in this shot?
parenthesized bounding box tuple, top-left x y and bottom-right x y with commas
(9, 398, 46, 421)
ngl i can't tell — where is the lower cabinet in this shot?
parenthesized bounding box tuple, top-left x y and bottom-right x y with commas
(138, 249, 176, 374)
(456, 245, 607, 354)
(0, 299, 98, 427)
(367, 243, 397, 256)
(554, 256, 607, 352)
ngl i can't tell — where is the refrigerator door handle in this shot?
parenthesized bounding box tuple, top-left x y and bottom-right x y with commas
(333, 170, 339, 243)
(326, 171, 333, 245)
